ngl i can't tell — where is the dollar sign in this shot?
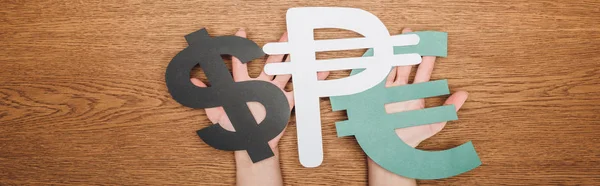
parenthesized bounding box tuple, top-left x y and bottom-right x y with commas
(165, 28, 290, 163)
(330, 32, 481, 179)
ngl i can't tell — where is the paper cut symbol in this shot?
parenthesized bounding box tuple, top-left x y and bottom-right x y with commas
(330, 38, 481, 179)
(165, 28, 290, 163)
(263, 7, 425, 168)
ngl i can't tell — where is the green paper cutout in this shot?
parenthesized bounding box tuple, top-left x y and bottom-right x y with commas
(363, 31, 449, 57)
(330, 31, 481, 179)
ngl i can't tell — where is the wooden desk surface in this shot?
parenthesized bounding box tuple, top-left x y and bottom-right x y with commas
(1, 0, 599, 185)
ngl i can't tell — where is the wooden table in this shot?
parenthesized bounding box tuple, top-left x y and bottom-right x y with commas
(1, 0, 599, 185)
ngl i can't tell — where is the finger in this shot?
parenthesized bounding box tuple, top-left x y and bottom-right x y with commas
(444, 91, 469, 111)
(316, 58, 330, 80)
(385, 67, 397, 87)
(317, 71, 330, 80)
(285, 91, 295, 110)
(428, 91, 469, 133)
(190, 77, 207, 87)
(232, 28, 250, 81)
(273, 54, 292, 88)
(394, 66, 412, 85)
(394, 28, 414, 85)
(258, 32, 288, 81)
(413, 56, 436, 83)
(412, 27, 436, 84)
(191, 78, 223, 123)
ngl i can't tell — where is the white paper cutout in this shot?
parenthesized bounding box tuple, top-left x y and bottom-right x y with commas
(263, 7, 423, 167)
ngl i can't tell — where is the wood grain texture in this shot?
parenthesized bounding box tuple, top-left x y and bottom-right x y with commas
(1, 0, 599, 185)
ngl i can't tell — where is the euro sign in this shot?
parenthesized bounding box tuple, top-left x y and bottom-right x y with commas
(262, 7, 425, 167)
(165, 29, 290, 163)
(330, 51, 481, 179)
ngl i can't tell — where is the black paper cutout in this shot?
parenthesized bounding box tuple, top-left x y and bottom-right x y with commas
(165, 28, 290, 163)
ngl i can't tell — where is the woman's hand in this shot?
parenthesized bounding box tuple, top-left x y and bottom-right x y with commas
(190, 28, 293, 186)
(190, 28, 329, 186)
(190, 28, 293, 149)
(368, 28, 469, 186)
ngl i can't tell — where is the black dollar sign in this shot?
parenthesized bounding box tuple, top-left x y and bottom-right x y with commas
(165, 28, 290, 163)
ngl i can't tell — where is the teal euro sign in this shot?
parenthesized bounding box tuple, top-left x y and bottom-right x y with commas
(330, 31, 481, 179)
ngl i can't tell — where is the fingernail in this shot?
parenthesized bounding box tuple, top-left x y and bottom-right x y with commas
(238, 28, 245, 32)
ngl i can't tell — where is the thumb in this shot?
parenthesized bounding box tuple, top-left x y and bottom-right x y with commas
(428, 91, 469, 133)
(445, 91, 469, 111)
(190, 78, 224, 124)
